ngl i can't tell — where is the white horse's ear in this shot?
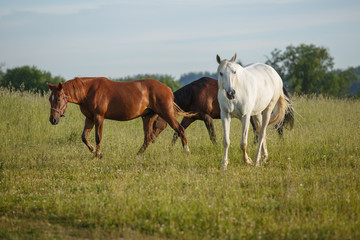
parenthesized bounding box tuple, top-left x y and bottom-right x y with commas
(230, 53, 237, 63)
(216, 54, 222, 64)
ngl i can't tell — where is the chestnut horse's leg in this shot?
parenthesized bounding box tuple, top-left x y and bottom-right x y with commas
(82, 117, 96, 153)
(94, 115, 104, 158)
(203, 114, 217, 144)
(138, 112, 158, 154)
(172, 117, 195, 145)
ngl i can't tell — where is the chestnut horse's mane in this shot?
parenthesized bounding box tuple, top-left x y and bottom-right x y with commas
(64, 77, 92, 103)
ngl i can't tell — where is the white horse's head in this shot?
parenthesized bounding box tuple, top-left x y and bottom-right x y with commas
(216, 53, 238, 100)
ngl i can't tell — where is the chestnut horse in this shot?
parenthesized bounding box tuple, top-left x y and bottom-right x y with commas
(47, 77, 190, 158)
(153, 77, 294, 144)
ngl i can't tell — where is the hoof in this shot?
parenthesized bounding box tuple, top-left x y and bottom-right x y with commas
(262, 155, 269, 164)
(151, 134, 157, 143)
(183, 145, 190, 153)
(221, 160, 228, 170)
(221, 165, 228, 171)
(135, 155, 144, 162)
(244, 157, 253, 166)
(94, 152, 103, 159)
(172, 134, 179, 146)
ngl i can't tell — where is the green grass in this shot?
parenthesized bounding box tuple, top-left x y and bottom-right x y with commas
(0, 88, 359, 239)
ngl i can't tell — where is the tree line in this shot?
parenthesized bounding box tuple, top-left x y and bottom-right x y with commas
(1, 44, 359, 97)
(265, 44, 359, 97)
(112, 74, 182, 92)
(0, 64, 65, 95)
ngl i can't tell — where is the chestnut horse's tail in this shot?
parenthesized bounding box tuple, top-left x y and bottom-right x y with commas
(173, 102, 198, 118)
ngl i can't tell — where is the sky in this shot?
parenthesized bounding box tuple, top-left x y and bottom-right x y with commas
(0, 0, 359, 80)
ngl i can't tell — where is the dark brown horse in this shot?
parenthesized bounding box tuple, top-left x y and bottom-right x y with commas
(47, 77, 190, 158)
(153, 77, 294, 144)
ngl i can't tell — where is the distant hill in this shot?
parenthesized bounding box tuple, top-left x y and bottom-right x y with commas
(349, 82, 360, 96)
(178, 72, 217, 86)
(348, 66, 360, 96)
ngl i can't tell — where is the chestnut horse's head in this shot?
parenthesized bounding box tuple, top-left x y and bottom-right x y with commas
(46, 82, 68, 125)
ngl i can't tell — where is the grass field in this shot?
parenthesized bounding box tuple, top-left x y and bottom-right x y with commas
(0, 88, 359, 239)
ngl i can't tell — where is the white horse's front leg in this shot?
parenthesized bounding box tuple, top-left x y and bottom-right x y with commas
(241, 115, 253, 166)
(221, 112, 231, 170)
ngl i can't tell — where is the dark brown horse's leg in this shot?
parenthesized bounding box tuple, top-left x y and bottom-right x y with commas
(94, 115, 104, 158)
(82, 117, 96, 153)
(138, 113, 158, 154)
(203, 114, 217, 144)
(152, 116, 168, 143)
(164, 117, 189, 152)
(250, 115, 262, 144)
(275, 122, 284, 138)
(154, 101, 189, 152)
(172, 117, 195, 145)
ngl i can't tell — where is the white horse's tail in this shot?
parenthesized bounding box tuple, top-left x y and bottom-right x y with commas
(268, 92, 289, 126)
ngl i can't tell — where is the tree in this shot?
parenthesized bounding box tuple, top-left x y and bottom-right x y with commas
(265, 44, 357, 97)
(0, 65, 65, 94)
(0, 63, 5, 84)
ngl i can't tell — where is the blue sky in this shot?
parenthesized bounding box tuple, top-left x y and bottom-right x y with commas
(0, 0, 359, 80)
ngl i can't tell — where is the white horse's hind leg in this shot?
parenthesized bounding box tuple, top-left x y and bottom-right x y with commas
(221, 112, 231, 170)
(241, 115, 253, 166)
(253, 114, 269, 163)
(254, 105, 274, 166)
(262, 137, 269, 164)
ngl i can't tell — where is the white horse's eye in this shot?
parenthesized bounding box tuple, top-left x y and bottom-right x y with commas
(233, 71, 236, 74)
(220, 72, 223, 76)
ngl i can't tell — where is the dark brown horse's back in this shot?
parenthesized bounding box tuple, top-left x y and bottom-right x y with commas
(174, 77, 220, 118)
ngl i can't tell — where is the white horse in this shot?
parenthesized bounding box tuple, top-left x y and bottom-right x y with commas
(216, 53, 290, 169)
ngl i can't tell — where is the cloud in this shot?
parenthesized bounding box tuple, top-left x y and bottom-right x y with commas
(139, 0, 301, 5)
(0, 2, 105, 17)
(20, 2, 103, 15)
(0, 9, 11, 18)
